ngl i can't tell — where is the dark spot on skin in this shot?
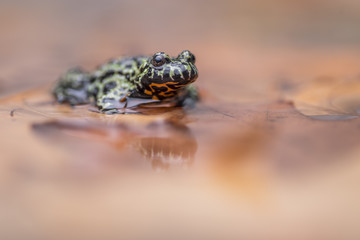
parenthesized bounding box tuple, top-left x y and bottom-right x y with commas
(135, 59, 142, 68)
(179, 64, 186, 73)
(173, 69, 182, 80)
(93, 86, 99, 96)
(163, 67, 170, 79)
(89, 76, 96, 83)
(166, 84, 182, 90)
(153, 71, 160, 80)
(100, 70, 115, 82)
(147, 69, 152, 77)
(125, 64, 132, 68)
(152, 86, 168, 92)
(182, 67, 189, 80)
(117, 70, 123, 75)
(126, 74, 130, 80)
(190, 66, 196, 79)
(164, 91, 177, 96)
(143, 83, 152, 91)
(103, 81, 117, 94)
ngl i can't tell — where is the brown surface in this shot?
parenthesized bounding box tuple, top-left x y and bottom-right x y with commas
(2, 0, 360, 239)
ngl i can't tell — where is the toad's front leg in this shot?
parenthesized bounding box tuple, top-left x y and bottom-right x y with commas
(174, 85, 199, 108)
(95, 92, 129, 114)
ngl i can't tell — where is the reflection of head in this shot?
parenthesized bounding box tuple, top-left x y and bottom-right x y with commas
(133, 121, 197, 170)
(137, 136, 197, 170)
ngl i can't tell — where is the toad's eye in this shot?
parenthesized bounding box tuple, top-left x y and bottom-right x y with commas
(152, 54, 165, 67)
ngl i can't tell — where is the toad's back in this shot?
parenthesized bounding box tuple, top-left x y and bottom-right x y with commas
(87, 56, 148, 111)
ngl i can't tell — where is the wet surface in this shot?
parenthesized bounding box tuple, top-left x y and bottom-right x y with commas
(31, 116, 197, 171)
(3, 79, 360, 240)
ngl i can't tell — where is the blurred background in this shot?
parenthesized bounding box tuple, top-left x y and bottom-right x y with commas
(2, 0, 360, 98)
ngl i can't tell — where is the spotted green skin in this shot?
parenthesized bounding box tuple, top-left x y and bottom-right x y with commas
(53, 50, 198, 114)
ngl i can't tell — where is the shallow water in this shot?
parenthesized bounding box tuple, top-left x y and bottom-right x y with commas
(2, 84, 360, 239)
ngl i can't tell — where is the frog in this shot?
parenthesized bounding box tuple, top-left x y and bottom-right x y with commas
(53, 50, 198, 114)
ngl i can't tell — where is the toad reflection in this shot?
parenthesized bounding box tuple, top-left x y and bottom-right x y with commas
(31, 119, 197, 171)
(133, 134, 197, 170)
(131, 120, 197, 170)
